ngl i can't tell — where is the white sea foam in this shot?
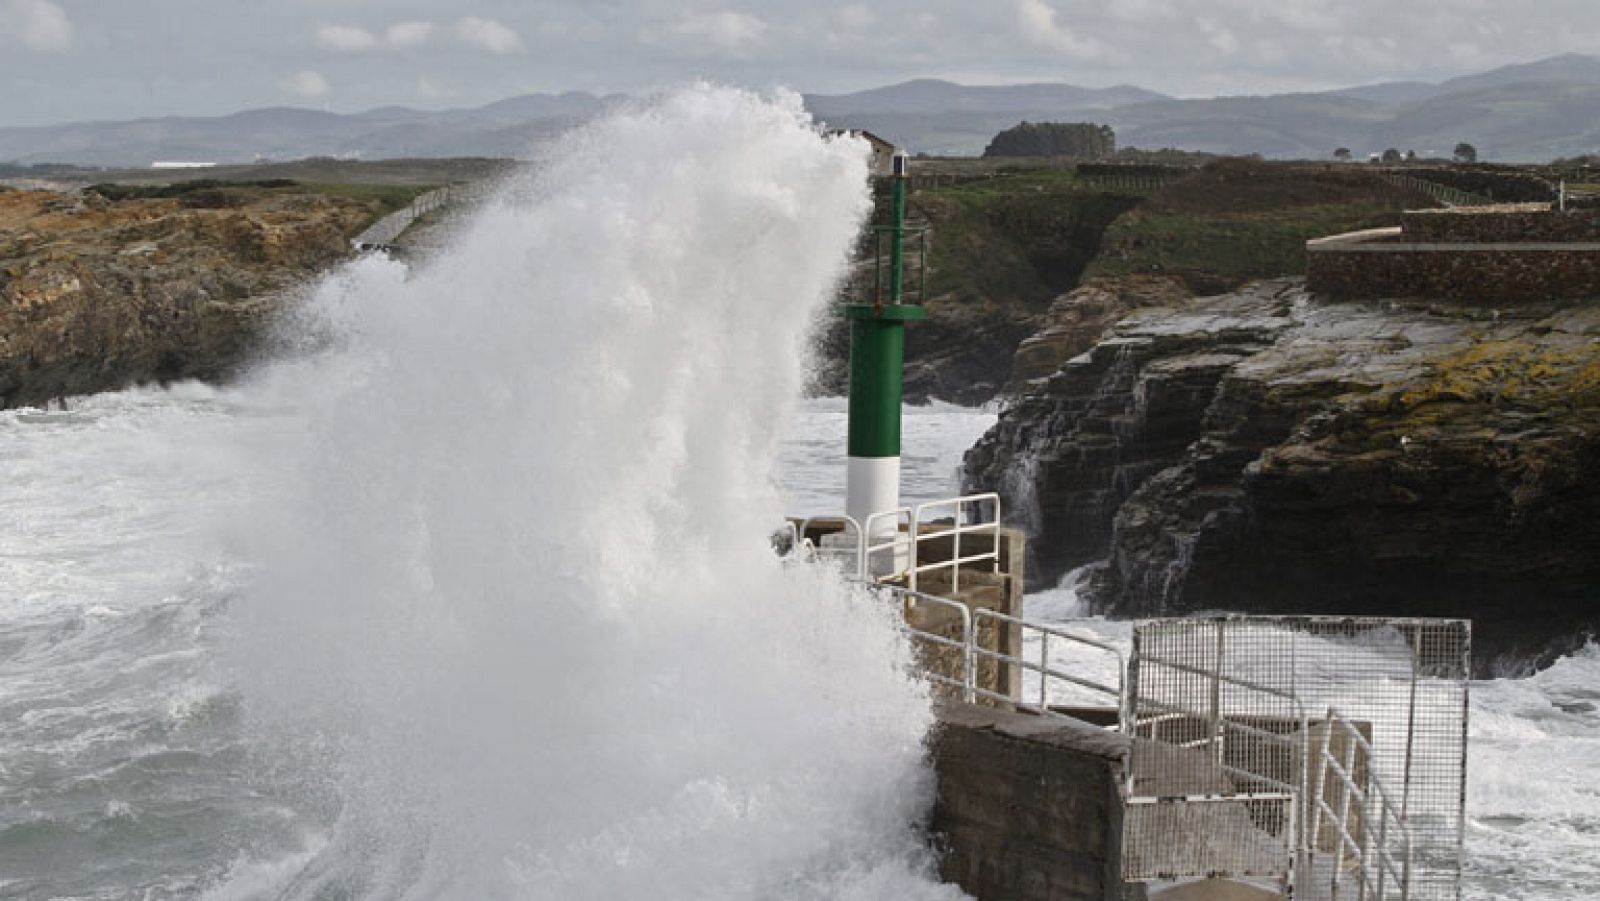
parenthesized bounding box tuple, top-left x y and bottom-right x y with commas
(1023, 586, 1600, 901)
(3, 82, 1593, 901)
(217, 86, 965, 899)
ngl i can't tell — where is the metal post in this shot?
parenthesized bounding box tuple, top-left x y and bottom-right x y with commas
(844, 151, 924, 572)
(1212, 621, 1226, 767)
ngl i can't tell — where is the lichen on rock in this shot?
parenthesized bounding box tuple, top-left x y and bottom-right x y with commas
(966, 278, 1600, 670)
(0, 188, 371, 409)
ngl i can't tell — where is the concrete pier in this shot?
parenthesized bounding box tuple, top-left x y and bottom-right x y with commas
(929, 703, 1132, 901)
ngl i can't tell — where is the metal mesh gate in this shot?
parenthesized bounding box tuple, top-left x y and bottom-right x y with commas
(1121, 617, 1470, 901)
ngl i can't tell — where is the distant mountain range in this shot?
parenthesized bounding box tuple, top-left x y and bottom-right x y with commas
(4, 54, 1599, 166)
(811, 54, 1600, 160)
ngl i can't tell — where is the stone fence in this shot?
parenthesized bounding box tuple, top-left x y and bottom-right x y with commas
(1402, 206, 1600, 243)
(1306, 227, 1600, 302)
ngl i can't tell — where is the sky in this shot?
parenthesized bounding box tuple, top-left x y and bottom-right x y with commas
(3, 0, 1600, 127)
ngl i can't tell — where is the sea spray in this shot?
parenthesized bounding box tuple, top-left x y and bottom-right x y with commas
(220, 87, 966, 899)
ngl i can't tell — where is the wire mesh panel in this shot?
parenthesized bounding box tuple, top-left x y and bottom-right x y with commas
(1121, 619, 1307, 886)
(1121, 617, 1470, 901)
(1124, 795, 1297, 882)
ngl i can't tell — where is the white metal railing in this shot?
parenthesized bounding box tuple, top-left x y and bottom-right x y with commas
(1123, 631, 1313, 887)
(868, 583, 1124, 724)
(971, 607, 1123, 715)
(1307, 709, 1414, 901)
(864, 508, 914, 580)
(892, 586, 977, 704)
(1125, 657, 1312, 792)
(792, 493, 1000, 591)
(794, 509, 913, 582)
(794, 514, 862, 575)
(908, 493, 1001, 593)
(1117, 617, 1466, 899)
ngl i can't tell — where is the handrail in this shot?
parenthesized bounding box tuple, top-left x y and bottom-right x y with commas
(863, 507, 914, 581)
(353, 184, 458, 249)
(1123, 634, 1312, 871)
(973, 607, 1124, 713)
(793, 493, 1003, 593)
(787, 505, 1442, 898)
(870, 584, 976, 703)
(1132, 652, 1305, 705)
(1309, 708, 1414, 900)
(795, 514, 865, 578)
(869, 583, 1124, 721)
(908, 493, 1001, 594)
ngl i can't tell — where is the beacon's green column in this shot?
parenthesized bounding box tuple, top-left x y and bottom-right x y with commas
(844, 151, 923, 556)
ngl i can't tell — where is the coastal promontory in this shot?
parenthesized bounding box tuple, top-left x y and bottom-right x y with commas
(1, 184, 374, 409)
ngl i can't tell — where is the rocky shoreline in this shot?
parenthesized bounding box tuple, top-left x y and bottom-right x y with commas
(1, 188, 370, 409)
(966, 278, 1600, 670)
(8, 169, 1597, 669)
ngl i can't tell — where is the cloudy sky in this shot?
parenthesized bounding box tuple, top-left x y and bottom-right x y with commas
(2, 0, 1599, 126)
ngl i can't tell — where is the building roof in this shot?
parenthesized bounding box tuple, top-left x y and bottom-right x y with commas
(825, 128, 897, 152)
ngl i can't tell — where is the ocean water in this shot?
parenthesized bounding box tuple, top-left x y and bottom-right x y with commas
(0, 87, 964, 901)
(1022, 581, 1600, 901)
(2, 85, 1594, 901)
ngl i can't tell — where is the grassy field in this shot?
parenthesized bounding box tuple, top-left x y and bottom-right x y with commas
(1083, 160, 1441, 292)
(1086, 202, 1417, 289)
(299, 181, 441, 217)
(82, 178, 441, 228)
(4, 157, 516, 190)
(896, 167, 1141, 311)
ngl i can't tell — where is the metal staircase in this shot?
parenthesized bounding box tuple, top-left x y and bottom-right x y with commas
(1120, 617, 1469, 901)
(782, 499, 1469, 901)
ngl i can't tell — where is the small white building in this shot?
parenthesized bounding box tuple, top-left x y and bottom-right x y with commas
(150, 161, 218, 170)
(827, 129, 898, 177)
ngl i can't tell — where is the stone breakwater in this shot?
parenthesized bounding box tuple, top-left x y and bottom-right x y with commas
(0, 189, 369, 409)
(966, 279, 1600, 669)
(1403, 206, 1600, 244)
(1307, 206, 1600, 304)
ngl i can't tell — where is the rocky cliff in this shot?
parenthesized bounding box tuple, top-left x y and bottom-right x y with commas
(966, 279, 1600, 669)
(813, 173, 1139, 405)
(0, 188, 370, 408)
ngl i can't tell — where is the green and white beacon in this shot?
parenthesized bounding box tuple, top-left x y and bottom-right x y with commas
(843, 150, 925, 570)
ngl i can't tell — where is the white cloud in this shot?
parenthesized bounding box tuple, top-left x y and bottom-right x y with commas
(386, 20, 436, 50)
(668, 10, 768, 55)
(455, 16, 526, 55)
(1107, 0, 1176, 23)
(1015, 0, 1109, 60)
(316, 20, 438, 53)
(838, 5, 876, 31)
(315, 24, 378, 52)
(281, 69, 330, 99)
(417, 75, 452, 100)
(1199, 19, 1239, 56)
(0, 0, 74, 52)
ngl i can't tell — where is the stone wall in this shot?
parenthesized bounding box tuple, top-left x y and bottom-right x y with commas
(1306, 229, 1600, 302)
(929, 703, 1132, 901)
(1402, 207, 1600, 243)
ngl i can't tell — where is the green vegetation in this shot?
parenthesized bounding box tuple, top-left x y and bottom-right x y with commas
(84, 178, 436, 222)
(87, 179, 298, 203)
(300, 182, 437, 217)
(906, 168, 1140, 310)
(1084, 158, 1436, 292)
(983, 121, 1116, 159)
(1087, 203, 1410, 290)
